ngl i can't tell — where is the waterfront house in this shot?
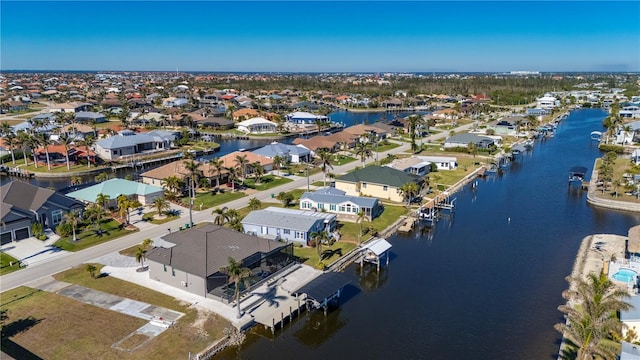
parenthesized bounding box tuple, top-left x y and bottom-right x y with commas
(1, 181, 85, 244)
(241, 207, 337, 246)
(620, 341, 640, 360)
(620, 106, 640, 119)
(299, 188, 383, 221)
(66, 178, 164, 206)
(285, 111, 328, 124)
(334, 165, 423, 203)
(219, 151, 274, 176)
(536, 94, 559, 109)
(385, 157, 431, 176)
(292, 136, 341, 154)
(196, 116, 235, 130)
(94, 129, 175, 160)
(487, 117, 523, 136)
(417, 156, 458, 171)
(237, 117, 277, 134)
(342, 124, 389, 141)
(252, 142, 311, 164)
(162, 97, 189, 108)
(146, 224, 295, 300)
(444, 133, 495, 149)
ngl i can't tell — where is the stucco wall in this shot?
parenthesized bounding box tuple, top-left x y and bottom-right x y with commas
(148, 259, 207, 297)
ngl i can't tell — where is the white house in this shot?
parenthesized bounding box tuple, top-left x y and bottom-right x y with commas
(621, 295, 640, 342)
(251, 142, 311, 163)
(621, 106, 640, 119)
(94, 129, 175, 160)
(417, 156, 458, 171)
(536, 93, 559, 109)
(237, 117, 277, 134)
(285, 111, 329, 124)
(241, 207, 337, 246)
(299, 188, 383, 221)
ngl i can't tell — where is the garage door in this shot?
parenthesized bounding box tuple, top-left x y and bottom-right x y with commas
(0, 232, 12, 245)
(14, 228, 30, 240)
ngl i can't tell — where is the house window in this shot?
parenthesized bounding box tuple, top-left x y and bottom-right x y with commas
(329, 204, 336, 211)
(339, 205, 345, 212)
(353, 207, 359, 213)
(283, 229, 290, 235)
(51, 210, 63, 225)
(172, 268, 176, 276)
(383, 186, 388, 191)
(295, 231, 305, 240)
(362, 182, 367, 188)
(318, 203, 324, 209)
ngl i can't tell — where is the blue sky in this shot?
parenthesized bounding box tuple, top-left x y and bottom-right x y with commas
(2, 1, 639, 72)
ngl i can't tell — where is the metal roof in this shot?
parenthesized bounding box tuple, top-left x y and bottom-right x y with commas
(337, 165, 422, 188)
(361, 238, 392, 256)
(66, 178, 163, 202)
(295, 271, 351, 302)
(252, 142, 310, 158)
(242, 207, 336, 232)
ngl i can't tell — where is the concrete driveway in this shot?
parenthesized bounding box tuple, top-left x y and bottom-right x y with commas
(0, 236, 68, 266)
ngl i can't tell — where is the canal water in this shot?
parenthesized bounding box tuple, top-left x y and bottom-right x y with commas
(215, 108, 640, 360)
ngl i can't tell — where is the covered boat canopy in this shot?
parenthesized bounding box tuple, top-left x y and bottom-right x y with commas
(511, 144, 527, 154)
(295, 272, 351, 305)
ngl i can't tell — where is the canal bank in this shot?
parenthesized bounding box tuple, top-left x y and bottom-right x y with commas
(215, 108, 640, 360)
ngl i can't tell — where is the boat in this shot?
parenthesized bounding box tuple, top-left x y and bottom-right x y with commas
(590, 131, 603, 141)
(569, 166, 588, 183)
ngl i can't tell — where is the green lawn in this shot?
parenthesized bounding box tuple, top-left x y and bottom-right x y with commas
(311, 181, 327, 187)
(142, 211, 179, 224)
(184, 190, 246, 210)
(427, 157, 481, 186)
(376, 142, 400, 152)
(338, 205, 408, 243)
(243, 175, 293, 191)
(54, 219, 137, 252)
(0, 253, 21, 276)
(21, 162, 109, 174)
(293, 241, 358, 269)
(331, 155, 356, 166)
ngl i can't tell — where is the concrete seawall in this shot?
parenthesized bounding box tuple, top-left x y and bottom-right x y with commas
(585, 161, 640, 213)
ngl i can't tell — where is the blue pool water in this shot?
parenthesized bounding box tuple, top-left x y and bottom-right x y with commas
(612, 269, 637, 283)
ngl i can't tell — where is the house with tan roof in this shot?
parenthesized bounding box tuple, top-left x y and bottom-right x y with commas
(50, 101, 91, 113)
(140, 159, 229, 189)
(232, 108, 259, 121)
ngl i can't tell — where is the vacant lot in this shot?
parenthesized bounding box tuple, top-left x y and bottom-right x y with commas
(0, 266, 231, 359)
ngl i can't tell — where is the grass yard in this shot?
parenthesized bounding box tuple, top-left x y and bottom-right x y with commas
(54, 219, 137, 252)
(331, 155, 357, 166)
(20, 162, 108, 174)
(376, 142, 400, 152)
(142, 211, 179, 224)
(0, 252, 22, 276)
(184, 190, 246, 210)
(338, 205, 408, 244)
(244, 175, 293, 191)
(0, 286, 147, 360)
(293, 241, 358, 269)
(591, 158, 640, 204)
(425, 156, 483, 186)
(0, 265, 231, 359)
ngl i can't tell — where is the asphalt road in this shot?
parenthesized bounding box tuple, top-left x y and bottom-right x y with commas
(1, 123, 475, 292)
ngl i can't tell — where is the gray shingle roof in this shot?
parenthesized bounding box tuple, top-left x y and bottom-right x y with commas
(95, 132, 170, 150)
(1, 181, 83, 219)
(336, 165, 422, 188)
(445, 133, 493, 145)
(252, 142, 310, 158)
(146, 224, 286, 278)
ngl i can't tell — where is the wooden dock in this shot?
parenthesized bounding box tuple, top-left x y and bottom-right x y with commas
(397, 217, 416, 233)
(0, 166, 33, 178)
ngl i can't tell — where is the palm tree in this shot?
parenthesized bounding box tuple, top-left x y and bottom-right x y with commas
(95, 193, 111, 210)
(184, 160, 202, 198)
(555, 272, 632, 360)
(84, 204, 107, 233)
(399, 182, 420, 207)
(117, 194, 139, 225)
(272, 155, 284, 176)
(234, 154, 249, 185)
(223, 256, 252, 318)
(81, 134, 96, 168)
(356, 210, 368, 245)
(86, 264, 98, 279)
(212, 207, 230, 225)
(310, 231, 330, 264)
(135, 246, 147, 270)
(4, 132, 17, 165)
(59, 134, 73, 170)
(226, 166, 238, 192)
(252, 161, 264, 184)
(28, 134, 40, 169)
(161, 175, 184, 199)
(16, 131, 31, 166)
(407, 114, 424, 153)
(208, 157, 225, 190)
(63, 209, 82, 242)
(153, 197, 170, 217)
(354, 141, 373, 167)
(36, 132, 52, 171)
(226, 209, 243, 232)
(248, 197, 262, 210)
(316, 148, 333, 187)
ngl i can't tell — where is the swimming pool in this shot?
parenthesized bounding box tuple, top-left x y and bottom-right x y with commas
(612, 268, 638, 283)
